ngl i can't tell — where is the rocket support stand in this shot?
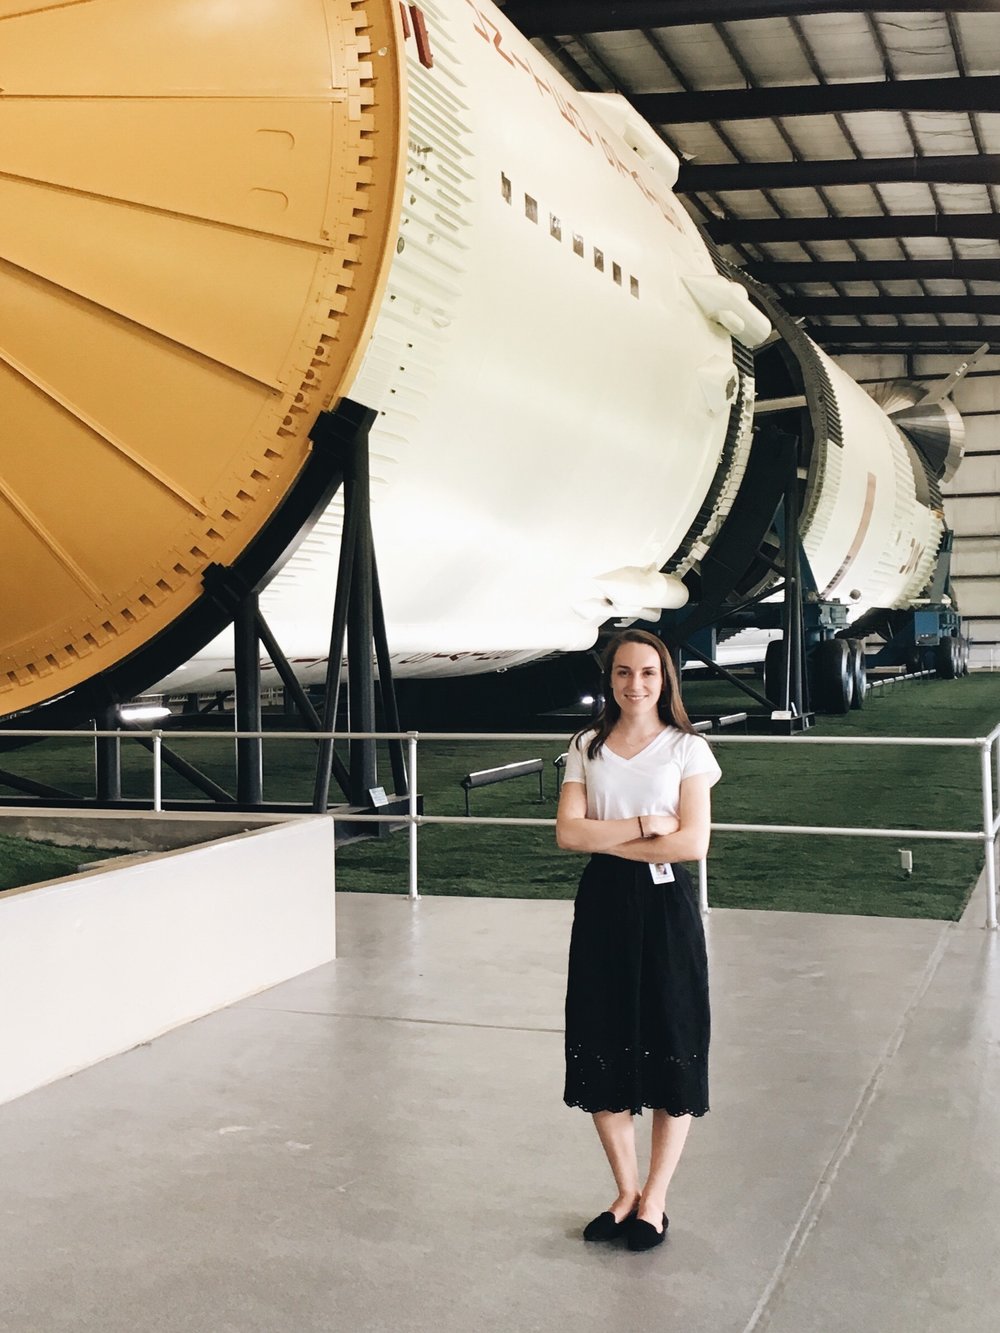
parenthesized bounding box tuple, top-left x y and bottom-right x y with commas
(0, 399, 408, 816)
(213, 398, 408, 815)
(311, 408, 408, 814)
(659, 425, 813, 731)
(775, 431, 809, 722)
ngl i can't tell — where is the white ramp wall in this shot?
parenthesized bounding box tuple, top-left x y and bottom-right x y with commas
(0, 816, 335, 1107)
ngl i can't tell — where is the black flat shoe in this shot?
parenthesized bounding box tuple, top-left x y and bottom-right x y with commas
(582, 1208, 637, 1242)
(626, 1214, 669, 1252)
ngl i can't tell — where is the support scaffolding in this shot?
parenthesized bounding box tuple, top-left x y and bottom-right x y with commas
(0, 398, 408, 818)
(659, 425, 815, 732)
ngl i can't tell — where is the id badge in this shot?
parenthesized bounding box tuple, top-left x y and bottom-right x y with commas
(649, 862, 675, 884)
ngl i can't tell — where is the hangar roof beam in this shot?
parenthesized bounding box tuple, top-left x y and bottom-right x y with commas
(707, 215, 1000, 242)
(788, 296, 1000, 315)
(746, 260, 1000, 284)
(504, 1, 1000, 38)
(678, 155, 1000, 192)
(633, 75, 1000, 124)
(813, 326, 997, 348)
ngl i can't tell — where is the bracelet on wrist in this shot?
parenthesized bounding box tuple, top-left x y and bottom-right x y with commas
(638, 815, 645, 839)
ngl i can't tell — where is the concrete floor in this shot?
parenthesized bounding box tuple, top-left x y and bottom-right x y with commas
(2, 877, 999, 1333)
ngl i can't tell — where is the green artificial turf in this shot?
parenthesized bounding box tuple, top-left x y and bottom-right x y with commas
(1, 672, 998, 915)
(334, 673, 1000, 919)
(0, 834, 114, 893)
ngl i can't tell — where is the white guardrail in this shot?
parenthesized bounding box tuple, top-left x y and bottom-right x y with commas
(1, 724, 998, 930)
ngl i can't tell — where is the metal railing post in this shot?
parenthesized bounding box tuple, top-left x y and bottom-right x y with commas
(408, 731, 419, 900)
(152, 730, 163, 813)
(698, 859, 709, 915)
(981, 738, 998, 931)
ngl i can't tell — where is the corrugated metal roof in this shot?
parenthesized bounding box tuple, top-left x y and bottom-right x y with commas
(502, 1, 1000, 352)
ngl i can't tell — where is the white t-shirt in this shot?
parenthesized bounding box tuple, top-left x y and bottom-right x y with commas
(563, 727, 722, 821)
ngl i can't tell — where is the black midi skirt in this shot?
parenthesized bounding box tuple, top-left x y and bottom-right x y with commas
(564, 854, 710, 1117)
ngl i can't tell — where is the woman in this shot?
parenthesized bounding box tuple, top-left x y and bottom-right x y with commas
(555, 628, 721, 1253)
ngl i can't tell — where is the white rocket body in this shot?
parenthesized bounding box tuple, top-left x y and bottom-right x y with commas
(155, 0, 944, 695)
(797, 349, 943, 609)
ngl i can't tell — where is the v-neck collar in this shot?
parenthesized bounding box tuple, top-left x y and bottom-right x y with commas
(603, 727, 670, 763)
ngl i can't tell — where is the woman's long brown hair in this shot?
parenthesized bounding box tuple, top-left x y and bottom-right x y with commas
(577, 629, 696, 759)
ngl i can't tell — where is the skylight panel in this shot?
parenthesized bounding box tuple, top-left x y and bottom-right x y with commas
(840, 110, 913, 155)
(904, 236, 969, 261)
(587, 31, 678, 89)
(953, 14, 1000, 76)
(821, 184, 885, 216)
(874, 12, 958, 79)
(666, 122, 736, 165)
(805, 240, 859, 262)
(755, 241, 814, 262)
(973, 114, 1000, 153)
(652, 23, 743, 89)
(720, 18, 811, 86)
(935, 184, 994, 214)
(874, 182, 937, 214)
(777, 116, 852, 158)
(764, 186, 837, 216)
(796, 15, 883, 83)
(718, 119, 792, 162)
(855, 238, 918, 261)
(909, 111, 978, 156)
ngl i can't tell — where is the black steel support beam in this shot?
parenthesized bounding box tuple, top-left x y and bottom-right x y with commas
(745, 259, 1000, 285)
(780, 434, 807, 720)
(346, 436, 377, 809)
(234, 592, 263, 805)
(812, 326, 995, 347)
(253, 609, 353, 796)
(312, 401, 380, 814)
(372, 557, 408, 799)
(309, 400, 406, 812)
(254, 612, 323, 731)
(634, 76, 1000, 124)
(790, 296, 1000, 316)
(94, 703, 122, 803)
(677, 637, 774, 711)
(504, 1, 1000, 36)
(708, 214, 1000, 243)
(313, 459, 362, 811)
(678, 155, 1000, 193)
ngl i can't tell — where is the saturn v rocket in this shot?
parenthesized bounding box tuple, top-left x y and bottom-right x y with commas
(0, 0, 961, 716)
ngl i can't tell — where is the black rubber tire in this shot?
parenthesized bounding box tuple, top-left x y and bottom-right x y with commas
(935, 637, 958, 680)
(848, 639, 867, 709)
(813, 638, 852, 713)
(764, 639, 786, 707)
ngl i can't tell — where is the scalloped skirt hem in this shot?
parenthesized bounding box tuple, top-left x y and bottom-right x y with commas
(563, 1099, 709, 1117)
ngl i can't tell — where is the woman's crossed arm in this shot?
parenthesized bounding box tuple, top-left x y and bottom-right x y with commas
(555, 776, 712, 863)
